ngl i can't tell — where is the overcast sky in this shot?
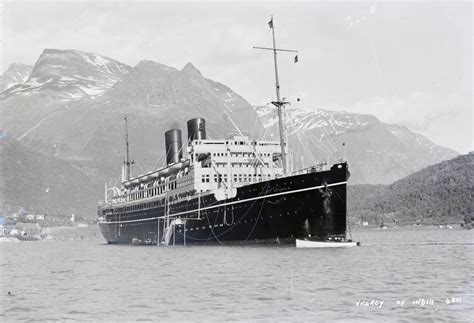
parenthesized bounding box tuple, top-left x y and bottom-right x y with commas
(1, 0, 472, 153)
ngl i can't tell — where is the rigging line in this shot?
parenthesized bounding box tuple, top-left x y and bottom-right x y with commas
(315, 131, 333, 154)
(223, 110, 266, 166)
(314, 134, 333, 157)
(248, 125, 272, 170)
(199, 193, 223, 244)
(199, 181, 272, 240)
(296, 132, 315, 167)
(208, 200, 224, 245)
(211, 162, 229, 190)
(264, 125, 272, 140)
(134, 162, 148, 176)
(148, 144, 173, 173)
(297, 134, 312, 164)
(307, 136, 323, 166)
(323, 129, 338, 153)
(308, 135, 330, 160)
(173, 227, 217, 241)
(307, 137, 321, 167)
(112, 174, 121, 189)
(211, 181, 270, 239)
(109, 158, 124, 189)
(241, 182, 270, 244)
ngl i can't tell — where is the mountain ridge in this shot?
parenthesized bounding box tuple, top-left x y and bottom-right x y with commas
(1, 49, 131, 100)
(255, 105, 458, 184)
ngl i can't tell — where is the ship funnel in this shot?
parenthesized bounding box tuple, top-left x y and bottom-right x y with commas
(165, 129, 183, 165)
(187, 118, 206, 143)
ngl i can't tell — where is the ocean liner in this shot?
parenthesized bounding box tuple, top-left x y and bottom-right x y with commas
(97, 18, 350, 245)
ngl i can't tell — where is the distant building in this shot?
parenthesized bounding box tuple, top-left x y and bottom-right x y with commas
(10, 229, 19, 236)
(36, 214, 45, 220)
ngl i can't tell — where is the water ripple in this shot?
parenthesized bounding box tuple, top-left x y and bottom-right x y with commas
(1, 227, 473, 321)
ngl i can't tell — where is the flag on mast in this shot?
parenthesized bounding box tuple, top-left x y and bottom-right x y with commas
(294, 54, 298, 63)
(268, 16, 273, 29)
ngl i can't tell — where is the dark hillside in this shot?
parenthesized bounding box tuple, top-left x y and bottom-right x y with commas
(348, 153, 473, 225)
(0, 134, 100, 217)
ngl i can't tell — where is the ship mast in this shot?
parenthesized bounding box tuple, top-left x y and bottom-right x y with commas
(254, 15, 298, 175)
(123, 115, 134, 182)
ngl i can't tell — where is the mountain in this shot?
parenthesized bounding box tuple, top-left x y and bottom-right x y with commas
(385, 123, 456, 165)
(2, 49, 131, 99)
(0, 63, 32, 92)
(348, 153, 473, 225)
(0, 52, 263, 189)
(0, 49, 131, 141)
(0, 132, 100, 217)
(255, 105, 458, 184)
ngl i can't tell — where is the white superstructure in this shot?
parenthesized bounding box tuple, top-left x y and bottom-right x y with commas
(101, 134, 283, 207)
(190, 135, 283, 192)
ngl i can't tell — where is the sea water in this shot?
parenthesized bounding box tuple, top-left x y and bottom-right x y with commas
(1, 227, 473, 322)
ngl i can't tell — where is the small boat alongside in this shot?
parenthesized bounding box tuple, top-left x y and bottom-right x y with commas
(296, 239, 360, 248)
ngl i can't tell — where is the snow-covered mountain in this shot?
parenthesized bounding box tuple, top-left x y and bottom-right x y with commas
(0, 63, 32, 92)
(1, 49, 131, 100)
(0, 49, 132, 142)
(255, 105, 458, 184)
(384, 123, 457, 163)
(259, 105, 377, 134)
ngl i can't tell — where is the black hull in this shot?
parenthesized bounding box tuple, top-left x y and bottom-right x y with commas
(98, 163, 348, 245)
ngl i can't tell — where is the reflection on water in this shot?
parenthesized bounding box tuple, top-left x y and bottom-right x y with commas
(1, 227, 473, 321)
